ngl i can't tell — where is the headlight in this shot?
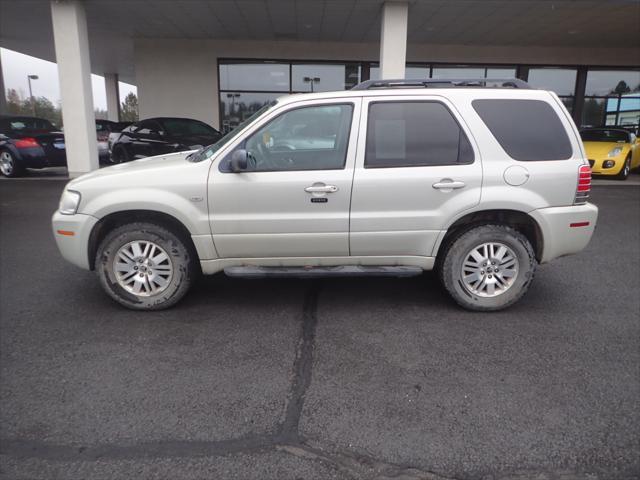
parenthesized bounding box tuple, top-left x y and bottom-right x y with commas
(59, 190, 81, 215)
(607, 146, 623, 157)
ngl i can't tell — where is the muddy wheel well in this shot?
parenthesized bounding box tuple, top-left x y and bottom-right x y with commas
(436, 209, 543, 263)
(88, 210, 199, 271)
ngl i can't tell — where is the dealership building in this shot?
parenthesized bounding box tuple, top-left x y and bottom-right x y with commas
(0, 0, 639, 175)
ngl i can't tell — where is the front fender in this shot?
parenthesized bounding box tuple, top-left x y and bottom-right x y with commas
(79, 188, 210, 236)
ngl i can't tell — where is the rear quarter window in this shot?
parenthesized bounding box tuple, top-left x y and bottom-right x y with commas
(472, 99, 573, 161)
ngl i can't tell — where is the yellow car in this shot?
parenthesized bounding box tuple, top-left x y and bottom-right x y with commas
(580, 128, 640, 180)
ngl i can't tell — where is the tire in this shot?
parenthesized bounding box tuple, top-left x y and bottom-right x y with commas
(439, 224, 537, 312)
(0, 150, 24, 177)
(615, 155, 631, 180)
(110, 145, 130, 164)
(95, 222, 195, 310)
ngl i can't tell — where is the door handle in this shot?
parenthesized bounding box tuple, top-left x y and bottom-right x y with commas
(432, 180, 466, 190)
(305, 184, 338, 193)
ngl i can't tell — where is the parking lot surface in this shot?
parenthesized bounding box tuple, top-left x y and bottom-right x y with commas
(1, 180, 638, 480)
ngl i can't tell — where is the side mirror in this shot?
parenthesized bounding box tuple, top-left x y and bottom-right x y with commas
(230, 149, 249, 172)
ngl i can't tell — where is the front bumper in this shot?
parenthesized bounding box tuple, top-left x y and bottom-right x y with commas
(51, 211, 99, 270)
(529, 203, 598, 263)
(588, 157, 625, 175)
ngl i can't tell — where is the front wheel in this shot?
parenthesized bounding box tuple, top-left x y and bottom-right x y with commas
(439, 225, 537, 311)
(615, 155, 631, 180)
(95, 222, 195, 310)
(110, 145, 130, 164)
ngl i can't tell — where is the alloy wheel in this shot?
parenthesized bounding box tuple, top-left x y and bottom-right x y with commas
(113, 240, 174, 296)
(0, 152, 14, 176)
(461, 242, 519, 297)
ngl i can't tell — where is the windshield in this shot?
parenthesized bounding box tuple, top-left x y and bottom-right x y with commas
(1, 117, 56, 134)
(580, 129, 629, 143)
(160, 118, 219, 137)
(188, 103, 276, 162)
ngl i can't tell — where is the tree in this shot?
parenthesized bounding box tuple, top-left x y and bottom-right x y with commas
(612, 81, 631, 95)
(120, 92, 138, 122)
(6, 88, 23, 115)
(5, 88, 62, 126)
(94, 108, 108, 120)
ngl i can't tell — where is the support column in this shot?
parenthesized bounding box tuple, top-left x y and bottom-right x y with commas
(379, 1, 408, 79)
(104, 73, 120, 122)
(51, 0, 98, 176)
(0, 54, 7, 114)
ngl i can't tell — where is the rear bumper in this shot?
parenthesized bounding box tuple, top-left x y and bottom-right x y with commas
(529, 203, 598, 263)
(51, 211, 98, 270)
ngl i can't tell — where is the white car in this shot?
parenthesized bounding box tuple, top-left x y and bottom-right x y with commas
(52, 79, 598, 311)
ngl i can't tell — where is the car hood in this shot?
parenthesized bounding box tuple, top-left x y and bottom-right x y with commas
(68, 150, 196, 189)
(583, 141, 630, 157)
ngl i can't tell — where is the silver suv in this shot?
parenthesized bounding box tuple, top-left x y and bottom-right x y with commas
(52, 79, 598, 311)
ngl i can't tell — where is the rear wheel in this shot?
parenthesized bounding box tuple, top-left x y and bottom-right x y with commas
(0, 150, 24, 177)
(615, 155, 631, 180)
(95, 222, 195, 310)
(439, 225, 537, 311)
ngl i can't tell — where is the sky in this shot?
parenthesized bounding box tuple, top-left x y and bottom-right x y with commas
(1, 47, 136, 111)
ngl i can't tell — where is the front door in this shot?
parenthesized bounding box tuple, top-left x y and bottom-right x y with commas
(208, 98, 361, 258)
(350, 96, 482, 257)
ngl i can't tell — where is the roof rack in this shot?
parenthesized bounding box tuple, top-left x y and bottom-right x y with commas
(351, 78, 531, 90)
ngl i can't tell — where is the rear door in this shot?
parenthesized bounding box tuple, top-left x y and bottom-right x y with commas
(208, 98, 361, 258)
(350, 95, 482, 257)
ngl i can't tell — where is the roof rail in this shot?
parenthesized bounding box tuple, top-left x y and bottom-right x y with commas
(351, 78, 531, 90)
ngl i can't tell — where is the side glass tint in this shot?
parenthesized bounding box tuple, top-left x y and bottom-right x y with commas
(473, 99, 573, 161)
(364, 101, 474, 168)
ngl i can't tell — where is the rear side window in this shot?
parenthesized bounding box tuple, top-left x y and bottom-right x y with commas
(472, 99, 573, 161)
(365, 101, 474, 168)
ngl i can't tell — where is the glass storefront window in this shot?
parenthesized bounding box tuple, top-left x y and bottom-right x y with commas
(581, 98, 607, 127)
(585, 70, 640, 96)
(527, 68, 577, 96)
(369, 65, 429, 81)
(292, 64, 360, 92)
(219, 92, 280, 134)
(486, 67, 517, 78)
(219, 63, 290, 91)
(431, 66, 485, 78)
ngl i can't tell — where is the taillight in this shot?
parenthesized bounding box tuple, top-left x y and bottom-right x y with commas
(14, 137, 39, 149)
(574, 164, 591, 205)
(97, 132, 109, 142)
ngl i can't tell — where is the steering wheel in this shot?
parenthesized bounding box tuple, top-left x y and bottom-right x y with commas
(267, 143, 297, 169)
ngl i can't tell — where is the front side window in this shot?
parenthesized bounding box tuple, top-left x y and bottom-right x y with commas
(473, 99, 573, 161)
(238, 103, 354, 172)
(364, 101, 474, 168)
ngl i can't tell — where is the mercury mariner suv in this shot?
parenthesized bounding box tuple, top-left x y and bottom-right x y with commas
(52, 78, 598, 311)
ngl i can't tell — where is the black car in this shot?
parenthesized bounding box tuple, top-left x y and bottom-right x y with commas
(0, 116, 66, 177)
(109, 117, 221, 163)
(96, 119, 132, 163)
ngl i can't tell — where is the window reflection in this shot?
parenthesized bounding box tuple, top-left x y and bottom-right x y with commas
(369, 65, 429, 81)
(219, 63, 289, 91)
(219, 93, 280, 134)
(585, 70, 640, 96)
(432, 66, 485, 78)
(527, 68, 577, 96)
(292, 64, 360, 92)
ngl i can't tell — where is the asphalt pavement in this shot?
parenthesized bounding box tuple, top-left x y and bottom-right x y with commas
(0, 180, 638, 480)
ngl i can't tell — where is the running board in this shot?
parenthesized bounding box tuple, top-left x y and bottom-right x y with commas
(223, 265, 423, 279)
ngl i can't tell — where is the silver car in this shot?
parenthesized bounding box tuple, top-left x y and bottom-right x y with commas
(52, 79, 598, 311)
